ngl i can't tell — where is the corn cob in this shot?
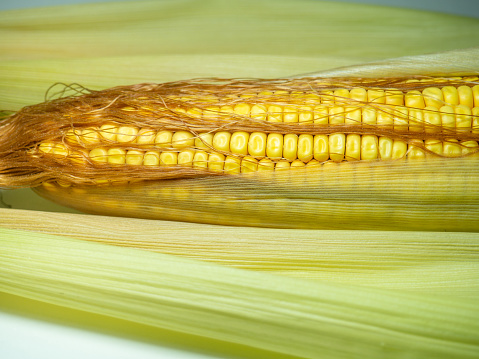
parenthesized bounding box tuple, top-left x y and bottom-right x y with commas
(1, 76, 479, 230)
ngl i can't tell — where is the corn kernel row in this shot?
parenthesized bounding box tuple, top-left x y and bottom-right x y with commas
(39, 131, 479, 173)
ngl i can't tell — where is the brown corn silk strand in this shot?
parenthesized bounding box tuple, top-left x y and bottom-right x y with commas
(1, 76, 479, 230)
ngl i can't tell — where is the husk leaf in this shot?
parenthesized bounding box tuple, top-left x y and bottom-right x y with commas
(1, 227, 478, 359)
(1, 208, 478, 298)
(1, 0, 479, 110)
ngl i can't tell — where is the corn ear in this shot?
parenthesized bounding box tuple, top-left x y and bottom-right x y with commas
(2, 74, 478, 230)
(1, 227, 478, 359)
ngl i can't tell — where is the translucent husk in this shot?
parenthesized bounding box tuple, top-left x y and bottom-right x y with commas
(1, 0, 479, 110)
(1, 227, 478, 359)
(31, 157, 479, 231)
(1, 208, 478, 298)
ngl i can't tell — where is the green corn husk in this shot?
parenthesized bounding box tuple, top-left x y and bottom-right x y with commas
(1, 227, 478, 359)
(1, 0, 479, 110)
(1, 208, 478, 298)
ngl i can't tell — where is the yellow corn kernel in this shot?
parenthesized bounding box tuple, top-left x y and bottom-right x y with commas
(423, 106, 441, 133)
(440, 105, 455, 130)
(219, 105, 234, 116)
(443, 140, 461, 157)
(81, 127, 101, 144)
(378, 137, 393, 160)
(89, 148, 108, 163)
(291, 160, 305, 168)
(251, 104, 267, 121)
(136, 128, 156, 145)
(320, 90, 334, 104)
(350, 88, 367, 102)
(298, 106, 313, 124)
(455, 105, 472, 131)
(50, 143, 69, 158)
(303, 93, 321, 105)
(143, 151, 160, 166)
(57, 180, 71, 188)
(186, 107, 202, 119)
(204, 106, 220, 119)
(329, 133, 345, 162)
(241, 156, 258, 173)
(361, 135, 378, 160)
(345, 107, 361, 125)
(275, 160, 290, 170)
(193, 151, 208, 168)
(283, 134, 298, 161)
(42, 181, 58, 191)
(461, 141, 479, 156)
(284, 106, 298, 123)
(257, 158, 275, 171)
(117, 126, 139, 143)
(65, 128, 81, 144)
(230, 131, 250, 155)
(408, 141, 425, 159)
(368, 89, 385, 103)
(160, 151, 178, 166)
(385, 90, 404, 106)
(155, 130, 173, 148)
(345, 134, 361, 161)
(329, 107, 345, 125)
(322, 161, 338, 169)
(172, 131, 195, 149)
(313, 105, 329, 125)
(473, 85, 479, 107)
(266, 133, 283, 160)
(362, 108, 376, 125)
(69, 149, 87, 165)
(393, 107, 408, 132)
(258, 90, 274, 97)
(234, 103, 251, 116)
(107, 148, 126, 165)
(267, 105, 283, 122)
(208, 152, 225, 172)
(306, 159, 320, 168)
(422, 87, 444, 108)
(376, 108, 393, 128)
(224, 156, 241, 174)
(99, 123, 118, 142)
(125, 150, 144, 165)
(442, 86, 459, 106)
(178, 150, 195, 166)
(213, 131, 232, 152)
(334, 89, 350, 104)
(248, 132, 267, 158)
(458, 85, 474, 108)
(297, 134, 314, 163)
(313, 135, 329, 162)
(392, 140, 407, 159)
(240, 92, 256, 99)
(425, 139, 443, 156)
(408, 109, 424, 132)
(38, 141, 55, 154)
(405, 90, 425, 109)
(195, 133, 213, 150)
